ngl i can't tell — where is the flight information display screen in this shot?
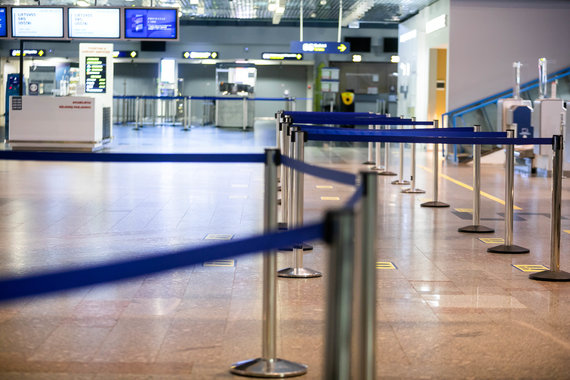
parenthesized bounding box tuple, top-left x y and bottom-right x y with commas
(12, 7, 64, 38)
(85, 57, 107, 94)
(0, 8, 7, 37)
(69, 8, 120, 39)
(124, 8, 177, 40)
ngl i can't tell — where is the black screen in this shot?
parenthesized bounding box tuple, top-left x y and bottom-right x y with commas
(141, 41, 166, 52)
(383, 38, 398, 53)
(344, 37, 371, 53)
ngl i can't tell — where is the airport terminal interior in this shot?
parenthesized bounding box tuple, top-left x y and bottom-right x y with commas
(0, 0, 569, 379)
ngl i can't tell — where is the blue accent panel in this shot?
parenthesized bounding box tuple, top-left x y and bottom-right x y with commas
(512, 106, 534, 138)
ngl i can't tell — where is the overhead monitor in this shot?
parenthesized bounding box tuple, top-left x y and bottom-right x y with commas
(0, 8, 7, 38)
(11, 7, 64, 38)
(124, 8, 178, 40)
(69, 8, 120, 39)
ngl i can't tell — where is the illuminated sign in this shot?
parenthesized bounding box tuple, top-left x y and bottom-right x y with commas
(125, 8, 178, 40)
(113, 51, 138, 58)
(182, 51, 219, 59)
(0, 8, 7, 37)
(85, 56, 107, 93)
(69, 8, 120, 39)
(10, 49, 46, 57)
(12, 7, 64, 38)
(261, 52, 303, 60)
(290, 41, 350, 54)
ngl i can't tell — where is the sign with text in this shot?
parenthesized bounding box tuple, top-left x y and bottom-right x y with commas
(290, 41, 350, 54)
(85, 56, 107, 94)
(182, 51, 218, 59)
(261, 52, 303, 60)
(10, 49, 46, 57)
(113, 51, 138, 58)
(69, 8, 120, 39)
(12, 7, 64, 38)
(124, 8, 178, 40)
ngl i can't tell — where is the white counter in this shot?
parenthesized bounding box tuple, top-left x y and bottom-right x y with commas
(8, 95, 111, 151)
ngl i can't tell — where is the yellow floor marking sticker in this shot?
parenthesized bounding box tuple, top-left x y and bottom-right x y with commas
(204, 234, 234, 240)
(455, 208, 473, 213)
(231, 184, 249, 188)
(204, 259, 235, 267)
(512, 264, 549, 272)
(376, 261, 397, 270)
(420, 166, 522, 210)
(564, 230, 570, 234)
(479, 237, 505, 244)
(316, 185, 334, 189)
(321, 196, 340, 201)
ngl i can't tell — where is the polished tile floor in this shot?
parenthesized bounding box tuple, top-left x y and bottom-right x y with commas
(0, 121, 569, 379)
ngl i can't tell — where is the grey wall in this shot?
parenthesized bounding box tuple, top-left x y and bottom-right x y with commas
(448, 0, 570, 110)
(113, 62, 158, 96)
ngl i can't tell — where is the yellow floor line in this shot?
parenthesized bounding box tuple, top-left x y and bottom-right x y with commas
(420, 165, 522, 210)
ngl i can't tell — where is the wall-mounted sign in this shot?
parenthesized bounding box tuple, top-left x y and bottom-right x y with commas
(113, 51, 138, 58)
(10, 49, 46, 57)
(11, 7, 64, 38)
(182, 51, 218, 59)
(261, 52, 303, 60)
(68, 8, 120, 39)
(85, 56, 107, 93)
(124, 8, 178, 40)
(290, 41, 350, 54)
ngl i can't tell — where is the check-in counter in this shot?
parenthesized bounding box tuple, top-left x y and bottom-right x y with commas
(8, 96, 112, 151)
(215, 96, 255, 129)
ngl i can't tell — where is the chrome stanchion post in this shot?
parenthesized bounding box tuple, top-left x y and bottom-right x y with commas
(242, 97, 247, 130)
(323, 209, 355, 380)
(363, 125, 375, 165)
(275, 112, 282, 186)
(357, 171, 377, 380)
(133, 97, 141, 130)
(183, 97, 191, 131)
(230, 149, 308, 378)
(488, 129, 529, 253)
(402, 121, 425, 194)
(372, 125, 383, 171)
(530, 136, 570, 281)
(279, 130, 321, 278)
(421, 120, 449, 207)
(379, 115, 396, 176)
(392, 120, 410, 185)
(459, 125, 494, 233)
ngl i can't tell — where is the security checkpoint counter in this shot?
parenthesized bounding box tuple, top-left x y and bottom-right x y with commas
(8, 95, 111, 151)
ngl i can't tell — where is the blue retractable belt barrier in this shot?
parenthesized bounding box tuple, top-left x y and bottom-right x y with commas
(0, 151, 266, 164)
(305, 133, 554, 146)
(0, 223, 324, 302)
(284, 117, 432, 126)
(281, 155, 357, 186)
(344, 185, 363, 209)
(303, 129, 508, 138)
(292, 124, 475, 133)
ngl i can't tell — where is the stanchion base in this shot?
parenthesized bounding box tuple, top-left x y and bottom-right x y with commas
(458, 225, 495, 233)
(362, 160, 375, 165)
(278, 223, 288, 230)
(371, 166, 385, 171)
(402, 188, 425, 194)
(182, 128, 190, 132)
(391, 179, 410, 185)
(487, 244, 529, 254)
(529, 270, 570, 282)
(230, 357, 308, 378)
(278, 267, 322, 278)
(421, 201, 450, 208)
(378, 171, 397, 176)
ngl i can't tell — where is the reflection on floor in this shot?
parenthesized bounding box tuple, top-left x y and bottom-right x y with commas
(0, 121, 569, 379)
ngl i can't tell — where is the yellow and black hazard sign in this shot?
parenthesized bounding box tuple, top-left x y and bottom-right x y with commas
(341, 92, 355, 106)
